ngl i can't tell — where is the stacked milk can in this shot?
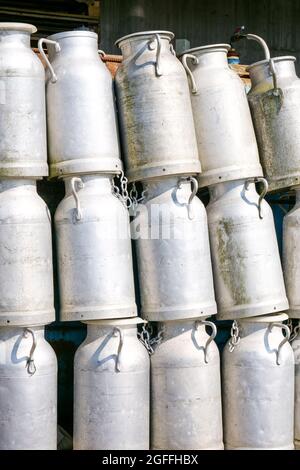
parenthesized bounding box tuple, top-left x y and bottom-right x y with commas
(180, 36, 295, 450)
(38, 29, 150, 450)
(0, 23, 57, 450)
(115, 31, 223, 450)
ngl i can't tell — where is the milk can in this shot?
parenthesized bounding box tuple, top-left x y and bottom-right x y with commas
(0, 23, 47, 177)
(283, 187, 300, 318)
(74, 318, 150, 450)
(151, 319, 223, 450)
(180, 44, 262, 188)
(0, 325, 57, 450)
(55, 175, 137, 322)
(245, 34, 300, 192)
(223, 314, 294, 450)
(38, 30, 121, 178)
(0, 180, 54, 326)
(115, 31, 200, 182)
(132, 176, 217, 321)
(291, 322, 300, 448)
(207, 178, 288, 320)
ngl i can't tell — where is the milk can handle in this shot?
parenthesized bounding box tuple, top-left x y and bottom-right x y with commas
(38, 38, 61, 84)
(98, 49, 106, 58)
(113, 327, 124, 372)
(245, 177, 269, 220)
(195, 320, 217, 364)
(71, 177, 84, 222)
(23, 328, 37, 375)
(177, 176, 198, 220)
(181, 54, 199, 94)
(268, 322, 290, 366)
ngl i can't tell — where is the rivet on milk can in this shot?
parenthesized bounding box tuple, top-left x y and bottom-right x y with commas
(73, 318, 150, 450)
(206, 178, 288, 320)
(180, 44, 262, 188)
(0, 325, 57, 450)
(38, 30, 122, 178)
(283, 186, 300, 318)
(150, 318, 223, 450)
(115, 31, 201, 182)
(223, 314, 295, 450)
(0, 180, 54, 326)
(131, 176, 217, 321)
(234, 30, 300, 192)
(55, 175, 137, 322)
(0, 23, 48, 177)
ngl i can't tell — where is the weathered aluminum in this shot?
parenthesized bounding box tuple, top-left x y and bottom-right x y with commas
(115, 31, 200, 182)
(207, 179, 288, 320)
(291, 322, 300, 448)
(74, 318, 150, 450)
(0, 23, 47, 177)
(0, 326, 57, 450)
(55, 175, 137, 321)
(223, 314, 294, 450)
(132, 176, 217, 321)
(283, 187, 300, 318)
(248, 56, 300, 192)
(0, 180, 54, 326)
(151, 319, 223, 450)
(40, 30, 121, 177)
(180, 44, 262, 188)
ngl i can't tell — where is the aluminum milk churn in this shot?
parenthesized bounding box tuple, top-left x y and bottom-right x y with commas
(55, 175, 137, 322)
(282, 187, 300, 318)
(115, 31, 200, 182)
(39, 30, 121, 177)
(132, 176, 217, 321)
(0, 180, 54, 326)
(0, 326, 57, 450)
(207, 179, 288, 320)
(180, 44, 262, 188)
(223, 314, 294, 450)
(291, 322, 300, 448)
(74, 318, 150, 450)
(151, 319, 223, 450)
(246, 34, 300, 191)
(0, 23, 47, 177)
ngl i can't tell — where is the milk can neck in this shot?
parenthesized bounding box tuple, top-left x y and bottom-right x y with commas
(0, 325, 44, 340)
(47, 34, 99, 61)
(0, 179, 36, 192)
(209, 179, 246, 201)
(195, 50, 229, 69)
(143, 176, 189, 199)
(0, 30, 31, 47)
(158, 319, 203, 339)
(249, 57, 297, 88)
(64, 175, 113, 196)
(87, 324, 137, 340)
(117, 33, 173, 60)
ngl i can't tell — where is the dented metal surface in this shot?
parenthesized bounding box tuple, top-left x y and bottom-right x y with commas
(0, 326, 57, 450)
(151, 319, 223, 450)
(248, 56, 300, 192)
(55, 175, 137, 322)
(42, 30, 122, 178)
(223, 314, 294, 450)
(0, 23, 48, 177)
(180, 44, 262, 188)
(73, 318, 150, 450)
(115, 31, 200, 182)
(132, 176, 217, 321)
(207, 179, 288, 320)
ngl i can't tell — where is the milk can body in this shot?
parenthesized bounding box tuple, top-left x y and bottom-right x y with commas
(223, 314, 294, 450)
(248, 57, 300, 192)
(151, 319, 223, 450)
(207, 179, 288, 320)
(0, 180, 54, 326)
(132, 176, 216, 321)
(180, 44, 262, 188)
(291, 324, 300, 448)
(283, 187, 300, 318)
(42, 30, 121, 177)
(0, 23, 47, 177)
(0, 326, 57, 450)
(74, 318, 150, 450)
(55, 175, 137, 321)
(115, 31, 200, 182)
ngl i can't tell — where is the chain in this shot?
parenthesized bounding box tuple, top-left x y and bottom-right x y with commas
(112, 171, 132, 209)
(129, 184, 148, 216)
(228, 320, 241, 353)
(137, 324, 164, 356)
(289, 320, 300, 343)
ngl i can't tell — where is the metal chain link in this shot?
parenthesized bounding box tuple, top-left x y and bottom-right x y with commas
(112, 171, 132, 209)
(138, 324, 164, 356)
(228, 320, 241, 353)
(129, 184, 148, 216)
